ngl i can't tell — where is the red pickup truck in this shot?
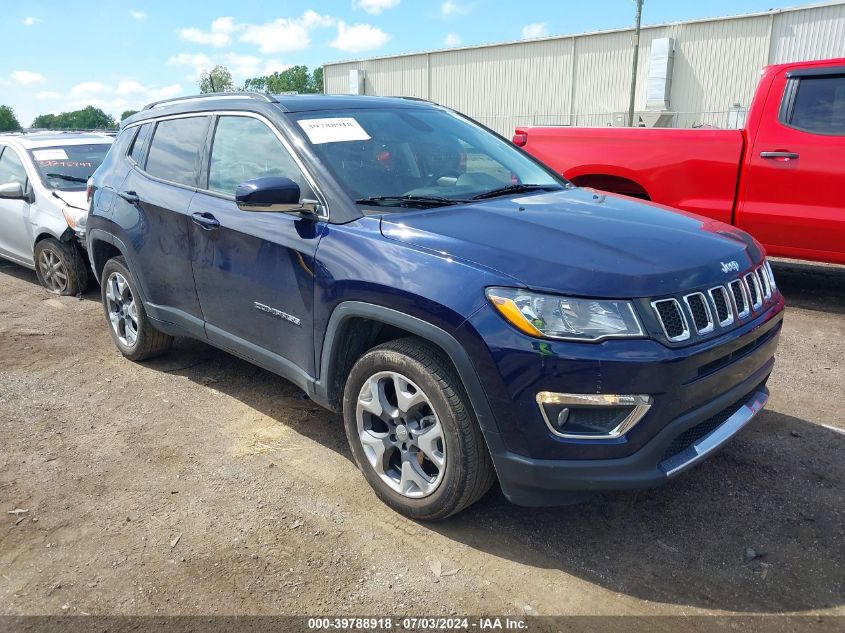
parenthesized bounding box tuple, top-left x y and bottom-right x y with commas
(514, 58, 845, 265)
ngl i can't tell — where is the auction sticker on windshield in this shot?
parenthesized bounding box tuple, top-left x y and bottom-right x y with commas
(33, 149, 69, 160)
(298, 117, 371, 144)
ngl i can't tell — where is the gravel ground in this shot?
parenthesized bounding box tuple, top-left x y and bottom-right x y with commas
(0, 258, 842, 620)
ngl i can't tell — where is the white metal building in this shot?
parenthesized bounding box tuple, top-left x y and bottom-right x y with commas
(323, 2, 845, 134)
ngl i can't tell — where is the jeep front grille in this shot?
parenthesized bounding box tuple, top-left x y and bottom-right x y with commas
(729, 280, 750, 318)
(651, 298, 690, 342)
(708, 285, 734, 327)
(684, 292, 714, 334)
(650, 264, 779, 344)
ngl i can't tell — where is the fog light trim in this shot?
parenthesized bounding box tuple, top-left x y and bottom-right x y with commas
(536, 392, 653, 439)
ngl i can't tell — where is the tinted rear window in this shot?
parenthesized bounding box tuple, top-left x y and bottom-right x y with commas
(145, 117, 208, 187)
(789, 75, 845, 135)
(28, 144, 111, 191)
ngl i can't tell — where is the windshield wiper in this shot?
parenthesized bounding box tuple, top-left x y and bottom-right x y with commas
(355, 195, 469, 208)
(45, 173, 88, 184)
(471, 184, 562, 200)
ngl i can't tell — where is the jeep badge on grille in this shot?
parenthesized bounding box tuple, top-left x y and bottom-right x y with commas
(720, 260, 740, 273)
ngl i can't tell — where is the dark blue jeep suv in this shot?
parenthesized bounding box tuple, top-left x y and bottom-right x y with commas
(87, 92, 784, 519)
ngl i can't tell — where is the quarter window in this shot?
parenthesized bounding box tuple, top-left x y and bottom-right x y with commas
(787, 75, 845, 135)
(207, 116, 307, 196)
(0, 147, 28, 190)
(145, 116, 209, 187)
(129, 123, 153, 166)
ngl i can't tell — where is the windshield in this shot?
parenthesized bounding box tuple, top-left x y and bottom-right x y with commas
(28, 144, 111, 191)
(289, 107, 565, 209)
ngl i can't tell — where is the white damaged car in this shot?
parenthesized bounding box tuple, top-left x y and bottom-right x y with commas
(0, 132, 113, 294)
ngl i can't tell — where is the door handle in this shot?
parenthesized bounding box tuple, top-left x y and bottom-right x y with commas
(191, 212, 220, 230)
(760, 151, 799, 160)
(118, 190, 139, 203)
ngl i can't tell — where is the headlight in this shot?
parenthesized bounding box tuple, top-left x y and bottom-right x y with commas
(61, 206, 87, 232)
(486, 287, 644, 342)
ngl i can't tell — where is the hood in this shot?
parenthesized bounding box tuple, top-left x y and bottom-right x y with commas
(379, 188, 763, 298)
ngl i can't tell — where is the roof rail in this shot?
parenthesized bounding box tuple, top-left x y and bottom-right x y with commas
(142, 91, 278, 111)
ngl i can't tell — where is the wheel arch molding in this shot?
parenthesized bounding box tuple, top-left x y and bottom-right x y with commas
(314, 301, 500, 438)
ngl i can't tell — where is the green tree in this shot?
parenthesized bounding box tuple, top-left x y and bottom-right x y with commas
(120, 109, 139, 121)
(31, 106, 116, 130)
(0, 105, 22, 132)
(199, 65, 235, 93)
(311, 66, 324, 94)
(242, 65, 324, 94)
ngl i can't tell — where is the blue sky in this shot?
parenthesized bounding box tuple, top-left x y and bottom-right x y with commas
(1, 0, 822, 126)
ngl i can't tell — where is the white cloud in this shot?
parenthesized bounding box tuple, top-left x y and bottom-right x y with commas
(70, 81, 108, 96)
(37, 91, 61, 100)
(239, 10, 334, 53)
(10, 71, 45, 85)
(22, 16, 42, 26)
(521, 22, 548, 39)
(116, 80, 146, 96)
(355, 0, 400, 15)
(263, 60, 293, 75)
(178, 16, 238, 47)
(129, 10, 147, 20)
(330, 22, 390, 53)
(444, 33, 461, 46)
(441, 1, 471, 16)
(168, 53, 216, 79)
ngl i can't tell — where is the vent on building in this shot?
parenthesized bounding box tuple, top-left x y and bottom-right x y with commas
(646, 37, 674, 111)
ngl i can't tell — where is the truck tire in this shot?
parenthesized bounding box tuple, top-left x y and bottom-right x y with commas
(100, 256, 172, 361)
(343, 337, 496, 520)
(33, 237, 89, 296)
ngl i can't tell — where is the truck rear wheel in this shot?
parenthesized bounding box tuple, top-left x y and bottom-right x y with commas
(343, 337, 495, 520)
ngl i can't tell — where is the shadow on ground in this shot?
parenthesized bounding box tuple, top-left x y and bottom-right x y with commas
(141, 335, 843, 614)
(0, 261, 100, 302)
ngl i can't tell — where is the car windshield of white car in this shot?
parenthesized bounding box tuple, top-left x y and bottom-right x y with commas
(29, 144, 111, 191)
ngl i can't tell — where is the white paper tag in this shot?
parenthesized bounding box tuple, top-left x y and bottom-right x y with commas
(297, 117, 371, 144)
(33, 149, 69, 160)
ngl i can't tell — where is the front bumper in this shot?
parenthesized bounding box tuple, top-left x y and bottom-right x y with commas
(489, 371, 770, 506)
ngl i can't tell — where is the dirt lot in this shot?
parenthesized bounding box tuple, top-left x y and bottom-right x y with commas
(0, 258, 842, 619)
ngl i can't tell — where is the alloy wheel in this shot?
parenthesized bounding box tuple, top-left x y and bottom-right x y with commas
(356, 371, 447, 498)
(105, 272, 139, 347)
(37, 248, 69, 293)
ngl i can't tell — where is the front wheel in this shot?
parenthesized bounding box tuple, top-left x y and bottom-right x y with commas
(100, 256, 172, 361)
(343, 338, 495, 520)
(33, 238, 88, 296)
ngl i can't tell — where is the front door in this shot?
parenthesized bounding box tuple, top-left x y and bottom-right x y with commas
(0, 146, 34, 265)
(188, 114, 324, 374)
(739, 67, 845, 263)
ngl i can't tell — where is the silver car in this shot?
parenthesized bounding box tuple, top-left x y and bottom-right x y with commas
(0, 132, 113, 295)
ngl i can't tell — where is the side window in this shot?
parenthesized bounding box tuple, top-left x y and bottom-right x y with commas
(207, 116, 308, 196)
(128, 123, 152, 166)
(0, 147, 29, 190)
(145, 116, 209, 187)
(786, 75, 845, 135)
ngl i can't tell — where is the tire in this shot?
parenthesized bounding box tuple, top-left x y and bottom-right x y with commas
(100, 256, 172, 361)
(343, 337, 496, 520)
(33, 237, 89, 296)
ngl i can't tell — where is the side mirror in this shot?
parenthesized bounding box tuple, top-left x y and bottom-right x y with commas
(0, 182, 25, 200)
(235, 177, 318, 215)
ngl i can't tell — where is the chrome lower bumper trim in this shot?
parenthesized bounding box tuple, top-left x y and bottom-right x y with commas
(661, 389, 769, 477)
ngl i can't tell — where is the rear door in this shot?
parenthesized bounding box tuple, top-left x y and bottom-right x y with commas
(188, 113, 325, 374)
(739, 67, 845, 262)
(0, 146, 35, 265)
(111, 116, 210, 328)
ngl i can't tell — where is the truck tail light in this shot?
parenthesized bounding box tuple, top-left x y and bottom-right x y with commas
(512, 132, 527, 147)
(86, 178, 94, 205)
